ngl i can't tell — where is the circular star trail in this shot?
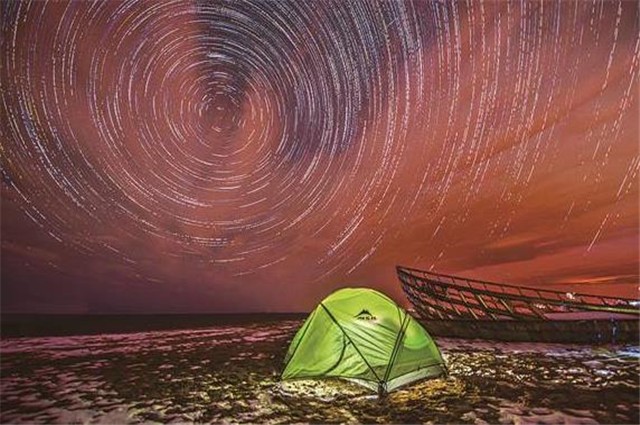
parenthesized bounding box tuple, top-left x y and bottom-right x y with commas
(1, 1, 638, 312)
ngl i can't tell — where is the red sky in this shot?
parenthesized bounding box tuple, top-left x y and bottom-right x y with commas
(1, 1, 638, 313)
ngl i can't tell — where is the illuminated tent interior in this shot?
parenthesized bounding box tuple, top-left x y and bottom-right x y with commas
(281, 288, 446, 393)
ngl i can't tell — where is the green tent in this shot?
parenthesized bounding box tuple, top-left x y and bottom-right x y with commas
(281, 287, 446, 394)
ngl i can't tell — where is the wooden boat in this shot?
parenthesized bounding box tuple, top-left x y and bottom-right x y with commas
(397, 266, 640, 344)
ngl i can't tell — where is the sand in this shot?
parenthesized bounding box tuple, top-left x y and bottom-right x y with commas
(1, 319, 638, 424)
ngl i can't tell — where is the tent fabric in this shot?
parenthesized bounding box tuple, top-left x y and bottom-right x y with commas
(281, 287, 446, 392)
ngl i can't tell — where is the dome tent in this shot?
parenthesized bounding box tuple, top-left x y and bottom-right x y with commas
(281, 287, 446, 395)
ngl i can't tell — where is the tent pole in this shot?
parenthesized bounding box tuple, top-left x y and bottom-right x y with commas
(319, 303, 382, 383)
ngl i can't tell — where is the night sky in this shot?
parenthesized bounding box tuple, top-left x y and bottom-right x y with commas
(1, 1, 638, 314)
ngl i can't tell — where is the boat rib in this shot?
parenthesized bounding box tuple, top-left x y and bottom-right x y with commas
(397, 265, 639, 343)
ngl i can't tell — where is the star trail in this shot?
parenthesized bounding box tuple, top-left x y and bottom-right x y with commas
(1, 1, 638, 313)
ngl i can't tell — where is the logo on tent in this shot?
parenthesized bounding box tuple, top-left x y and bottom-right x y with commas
(355, 309, 377, 321)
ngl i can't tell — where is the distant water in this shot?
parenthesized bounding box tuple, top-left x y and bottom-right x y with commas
(1, 313, 307, 338)
(1, 316, 638, 424)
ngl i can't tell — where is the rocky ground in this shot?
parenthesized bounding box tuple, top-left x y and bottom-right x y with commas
(1, 320, 638, 424)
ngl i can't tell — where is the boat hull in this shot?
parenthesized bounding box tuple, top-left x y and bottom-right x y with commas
(419, 318, 639, 344)
(396, 265, 640, 344)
